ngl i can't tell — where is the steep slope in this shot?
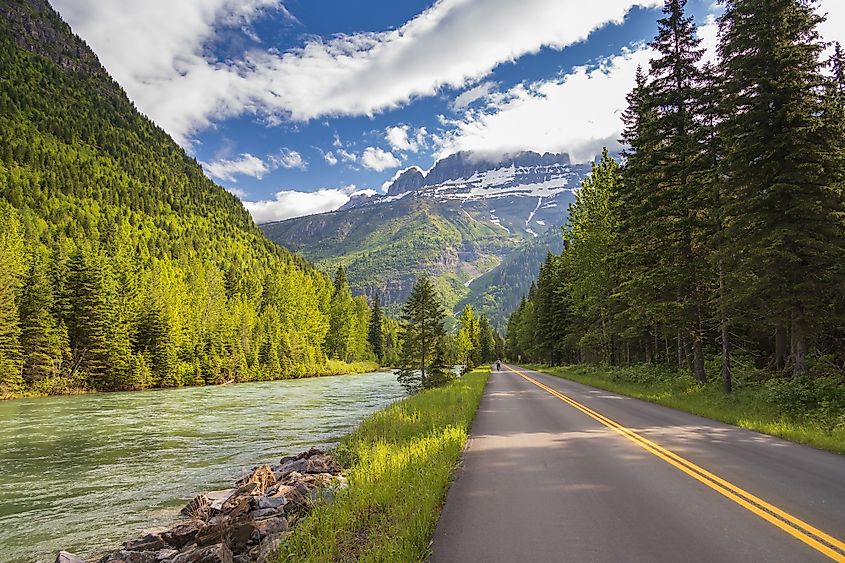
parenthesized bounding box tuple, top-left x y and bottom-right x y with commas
(459, 228, 565, 331)
(0, 0, 371, 396)
(263, 152, 587, 323)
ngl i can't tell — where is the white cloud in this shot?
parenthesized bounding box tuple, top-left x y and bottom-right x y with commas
(203, 148, 304, 181)
(385, 125, 427, 153)
(337, 149, 358, 162)
(226, 186, 248, 199)
(451, 81, 497, 111)
(53, 0, 662, 145)
(361, 147, 401, 171)
(322, 151, 339, 165)
(244, 185, 359, 223)
(269, 148, 307, 170)
(202, 153, 268, 182)
(437, 47, 655, 163)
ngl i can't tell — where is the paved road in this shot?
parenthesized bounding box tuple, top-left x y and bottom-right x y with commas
(431, 365, 845, 562)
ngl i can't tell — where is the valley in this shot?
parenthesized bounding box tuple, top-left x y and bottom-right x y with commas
(261, 151, 590, 328)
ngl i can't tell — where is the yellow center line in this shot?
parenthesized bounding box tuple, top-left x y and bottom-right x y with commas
(502, 365, 845, 562)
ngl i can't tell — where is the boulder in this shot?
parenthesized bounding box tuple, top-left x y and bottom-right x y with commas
(100, 551, 158, 563)
(277, 458, 309, 475)
(253, 517, 288, 538)
(172, 544, 233, 563)
(123, 533, 166, 552)
(256, 495, 286, 510)
(56, 552, 85, 563)
(162, 520, 205, 549)
(156, 550, 179, 561)
(206, 490, 235, 513)
(256, 533, 288, 563)
(247, 508, 278, 520)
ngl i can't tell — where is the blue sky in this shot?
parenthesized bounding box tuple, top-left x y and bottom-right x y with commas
(52, 0, 844, 222)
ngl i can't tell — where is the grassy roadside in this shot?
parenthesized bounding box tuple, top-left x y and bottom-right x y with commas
(527, 364, 845, 456)
(276, 368, 489, 562)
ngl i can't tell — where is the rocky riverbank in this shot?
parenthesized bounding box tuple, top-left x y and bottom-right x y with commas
(57, 448, 346, 563)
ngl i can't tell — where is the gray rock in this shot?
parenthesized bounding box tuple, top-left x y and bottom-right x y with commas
(247, 508, 278, 519)
(256, 532, 288, 563)
(206, 489, 235, 513)
(253, 517, 288, 538)
(101, 551, 158, 563)
(56, 552, 86, 563)
(172, 544, 233, 563)
(278, 458, 309, 474)
(162, 520, 205, 549)
(256, 495, 286, 510)
(123, 533, 166, 552)
(156, 549, 179, 561)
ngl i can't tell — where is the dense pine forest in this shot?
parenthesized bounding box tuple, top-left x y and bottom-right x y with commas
(508, 0, 844, 393)
(0, 0, 379, 398)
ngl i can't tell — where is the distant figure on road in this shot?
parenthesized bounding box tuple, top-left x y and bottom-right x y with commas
(496, 360, 501, 372)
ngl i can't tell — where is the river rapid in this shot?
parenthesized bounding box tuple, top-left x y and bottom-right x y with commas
(0, 371, 404, 562)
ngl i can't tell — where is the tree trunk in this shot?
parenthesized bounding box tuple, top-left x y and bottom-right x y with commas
(791, 316, 808, 376)
(719, 262, 732, 393)
(682, 336, 693, 374)
(692, 337, 706, 382)
(692, 307, 707, 382)
(645, 335, 653, 365)
(677, 331, 683, 371)
(664, 333, 670, 366)
(775, 325, 788, 371)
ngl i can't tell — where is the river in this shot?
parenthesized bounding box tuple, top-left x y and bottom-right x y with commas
(0, 371, 405, 562)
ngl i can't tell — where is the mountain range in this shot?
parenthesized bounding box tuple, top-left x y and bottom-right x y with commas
(262, 151, 593, 329)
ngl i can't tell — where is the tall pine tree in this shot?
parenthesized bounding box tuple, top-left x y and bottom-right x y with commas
(396, 276, 447, 393)
(367, 294, 385, 362)
(718, 0, 845, 374)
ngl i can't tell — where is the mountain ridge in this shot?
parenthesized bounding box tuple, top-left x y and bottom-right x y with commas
(262, 150, 590, 328)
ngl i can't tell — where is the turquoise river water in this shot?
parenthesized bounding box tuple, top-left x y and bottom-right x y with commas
(0, 371, 405, 562)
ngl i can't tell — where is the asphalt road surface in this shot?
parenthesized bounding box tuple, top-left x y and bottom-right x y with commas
(430, 364, 845, 562)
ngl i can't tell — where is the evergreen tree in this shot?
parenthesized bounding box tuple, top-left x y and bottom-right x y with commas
(396, 276, 447, 393)
(718, 0, 845, 374)
(19, 253, 68, 383)
(456, 304, 478, 368)
(476, 315, 496, 363)
(563, 149, 622, 364)
(326, 266, 356, 362)
(0, 202, 24, 393)
(368, 294, 385, 362)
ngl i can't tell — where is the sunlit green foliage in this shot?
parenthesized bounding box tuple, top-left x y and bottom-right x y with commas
(0, 2, 375, 397)
(276, 369, 489, 562)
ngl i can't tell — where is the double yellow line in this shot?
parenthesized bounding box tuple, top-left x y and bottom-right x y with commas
(503, 365, 845, 562)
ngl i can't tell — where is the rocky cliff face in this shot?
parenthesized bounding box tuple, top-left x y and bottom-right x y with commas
(382, 151, 584, 201)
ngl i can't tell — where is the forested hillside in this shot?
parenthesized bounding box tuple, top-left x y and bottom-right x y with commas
(509, 0, 845, 391)
(0, 0, 375, 398)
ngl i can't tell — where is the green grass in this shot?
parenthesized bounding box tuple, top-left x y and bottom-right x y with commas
(527, 364, 845, 456)
(276, 369, 489, 562)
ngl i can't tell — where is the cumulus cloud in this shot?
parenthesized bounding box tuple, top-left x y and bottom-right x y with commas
(244, 185, 361, 223)
(361, 147, 401, 171)
(203, 148, 304, 181)
(321, 150, 339, 165)
(437, 48, 655, 163)
(385, 125, 427, 153)
(53, 0, 663, 145)
(202, 153, 269, 182)
(269, 148, 307, 170)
